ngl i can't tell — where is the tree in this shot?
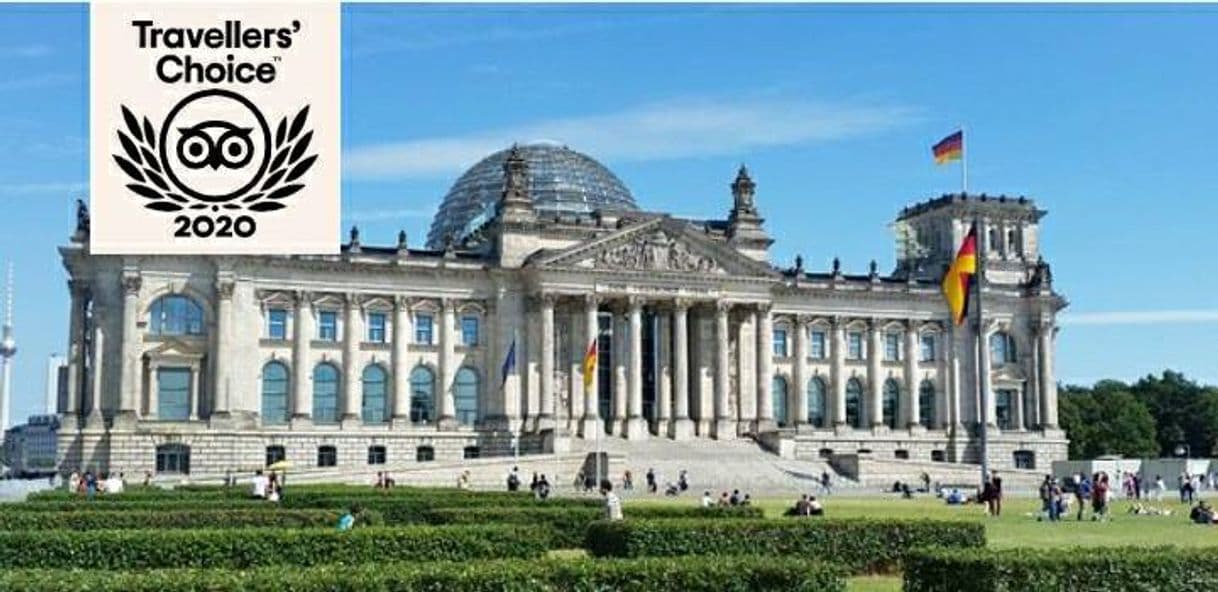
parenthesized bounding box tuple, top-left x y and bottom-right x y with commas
(1131, 371, 1218, 457)
(1059, 381, 1157, 459)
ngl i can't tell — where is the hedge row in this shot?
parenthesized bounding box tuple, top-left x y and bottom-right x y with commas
(585, 518, 985, 574)
(904, 547, 1218, 592)
(0, 556, 845, 592)
(428, 505, 763, 547)
(29, 485, 568, 503)
(0, 508, 378, 531)
(0, 524, 548, 569)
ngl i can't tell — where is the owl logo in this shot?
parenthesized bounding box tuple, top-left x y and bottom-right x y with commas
(112, 88, 316, 213)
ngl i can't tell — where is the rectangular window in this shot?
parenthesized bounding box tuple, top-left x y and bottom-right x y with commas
(317, 311, 338, 342)
(461, 315, 479, 346)
(810, 330, 826, 359)
(367, 446, 387, 465)
(367, 312, 387, 343)
(885, 332, 901, 361)
(920, 333, 936, 362)
(772, 328, 788, 357)
(415, 314, 434, 345)
(317, 446, 337, 467)
(157, 367, 192, 421)
(847, 332, 864, 360)
(267, 309, 288, 340)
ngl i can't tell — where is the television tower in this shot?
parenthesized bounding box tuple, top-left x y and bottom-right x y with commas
(0, 263, 16, 438)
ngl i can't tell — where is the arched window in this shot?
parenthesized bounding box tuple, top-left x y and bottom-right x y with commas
(772, 376, 789, 427)
(312, 363, 340, 424)
(919, 379, 936, 429)
(845, 378, 864, 429)
(155, 443, 190, 474)
(454, 367, 479, 425)
(882, 379, 900, 429)
(361, 365, 389, 424)
(261, 362, 289, 425)
(989, 332, 1017, 365)
(149, 295, 205, 336)
(806, 377, 827, 428)
(409, 366, 435, 424)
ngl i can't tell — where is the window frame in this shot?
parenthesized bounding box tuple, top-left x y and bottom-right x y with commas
(847, 331, 864, 361)
(366, 312, 387, 343)
(884, 332, 901, 362)
(316, 445, 338, 468)
(460, 315, 480, 346)
(772, 328, 789, 357)
(367, 445, 387, 465)
(919, 333, 936, 363)
(809, 329, 827, 360)
(317, 310, 339, 342)
(267, 308, 288, 340)
(415, 313, 434, 345)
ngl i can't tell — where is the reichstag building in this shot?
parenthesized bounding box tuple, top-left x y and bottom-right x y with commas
(57, 142, 1067, 476)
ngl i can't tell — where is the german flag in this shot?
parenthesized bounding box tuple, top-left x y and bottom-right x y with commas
(941, 224, 977, 325)
(932, 130, 964, 165)
(582, 337, 598, 393)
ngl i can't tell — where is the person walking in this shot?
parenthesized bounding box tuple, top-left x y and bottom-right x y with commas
(601, 480, 623, 521)
(1075, 474, 1092, 521)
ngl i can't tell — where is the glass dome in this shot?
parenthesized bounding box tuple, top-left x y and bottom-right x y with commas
(426, 142, 638, 248)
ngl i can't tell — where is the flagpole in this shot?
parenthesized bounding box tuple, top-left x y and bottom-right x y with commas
(974, 215, 989, 488)
(960, 124, 968, 194)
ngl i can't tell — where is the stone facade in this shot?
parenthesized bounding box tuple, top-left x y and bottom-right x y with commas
(57, 145, 1067, 478)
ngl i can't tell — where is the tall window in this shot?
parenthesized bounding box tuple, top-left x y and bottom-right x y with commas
(312, 363, 340, 424)
(919, 379, 936, 429)
(317, 445, 337, 467)
(155, 444, 190, 474)
(366, 312, 387, 343)
(409, 366, 435, 424)
(415, 314, 434, 344)
(461, 315, 479, 346)
(884, 332, 901, 361)
(882, 379, 900, 429)
(157, 367, 192, 420)
(265, 445, 286, 466)
(810, 329, 827, 359)
(772, 328, 789, 357)
(149, 295, 204, 336)
(847, 332, 864, 360)
(454, 367, 479, 425)
(845, 378, 864, 428)
(807, 377, 827, 428)
(772, 376, 789, 427)
(996, 389, 1015, 429)
(261, 361, 289, 425)
(267, 308, 288, 340)
(317, 311, 338, 342)
(990, 332, 1016, 364)
(919, 333, 936, 362)
(361, 365, 389, 424)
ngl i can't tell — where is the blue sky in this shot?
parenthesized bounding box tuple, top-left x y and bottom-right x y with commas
(2, 3, 1217, 426)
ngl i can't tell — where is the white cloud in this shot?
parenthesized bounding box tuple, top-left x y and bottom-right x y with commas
(0, 44, 51, 58)
(1059, 309, 1218, 326)
(0, 181, 85, 197)
(346, 206, 436, 223)
(344, 97, 916, 180)
(0, 73, 76, 93)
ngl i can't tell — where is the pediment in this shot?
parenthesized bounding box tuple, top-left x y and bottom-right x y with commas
(531, 217, 777, 278)
(146, 337, 206, 360)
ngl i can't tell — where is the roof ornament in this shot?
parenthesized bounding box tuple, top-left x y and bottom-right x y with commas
(832, 256, 841, 277)
(348, 225, 361, 253)
(731, 164, 756, 214)
(74, 198, 90, 240)
(869, 259, 879, 282)
(397, 230, 408, 250)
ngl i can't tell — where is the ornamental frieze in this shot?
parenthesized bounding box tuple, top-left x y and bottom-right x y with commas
(581, 229, 725, 274)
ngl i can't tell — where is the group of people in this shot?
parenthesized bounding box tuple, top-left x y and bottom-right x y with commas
(373, 472, 397, 489)
(701, 489, 753, 508)
(250, 469, 283, 501)
(503, 467, 553, 499)
(66, 470, 125, 498)
(790, 494, 825, 516)
(1038, 472, 1111, 522)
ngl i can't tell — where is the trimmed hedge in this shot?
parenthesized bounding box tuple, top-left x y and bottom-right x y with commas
(0, 524, 548, 569)
(0, 556, 845, 592)
(585, 518, 985, 574)
(904, 547, 1218, 592)
(428, 505, 764, 547)
(0, 508, 382, 531)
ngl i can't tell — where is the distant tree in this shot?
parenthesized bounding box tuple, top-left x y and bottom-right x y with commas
(1131, 371, 1218, 457)
(1059, 381, 1157, 459)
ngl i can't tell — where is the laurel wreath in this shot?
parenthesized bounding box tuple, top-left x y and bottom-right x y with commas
(113, 104, 317, 213)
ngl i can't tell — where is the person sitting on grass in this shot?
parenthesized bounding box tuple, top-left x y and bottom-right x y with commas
(807, 495, 824, 516)
(945, 488, 964, 505)
(701, 491, 713, 508)
(1190, 500, 1216, 524)
(337, 504, 361, 531)
(793, 494, 811, 516)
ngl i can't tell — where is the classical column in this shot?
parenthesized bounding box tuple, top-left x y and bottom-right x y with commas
(905, 320, 920, 429)
(290, 292, 313, 427)
(391, 296, 411, 427)
(84, 325, 105, 430)
(611, 306, 628, 435)
(736, 312, 757, 432)
(579, 295, 600, 437)
(538, 294, 556, 430)
(867, 319, 884, 428)
(189, 361, 201, 421)
(625, 297, 648, 439)
(656, 312, 671, 437)
(115, 273, 141, 426)
(341, 293, 362, 426)
(948, 324, 962, 431)
(979, 324, 996, 427)
(64, 281, 87, 422)
(1012, 384, 1026, 431)
(830, 317, 847, 427)
(669, 300, 694, 440)
(793, 315, 810, 428)
(146, 361, 159, 419)
(755, 304, 774, 431)
(1038, 321, 1059, 428)
(437, 298, 457, 428)
(210, 278, 235, 425)
(935, 328, 950, 430)
(713, 301, 734, 439)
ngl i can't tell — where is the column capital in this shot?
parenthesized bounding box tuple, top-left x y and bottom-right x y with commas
(540, 292, 558, 308)
(715, 300, 732, 315)
(121, 273, 142, 296)
(796, 313, 814, 327)
(626, 295, 646, 311)
(215, 279, 235, 300)
(293, 290, 313, 308)
(831, 315, 846, 330)
(394, 294, 413, 311)
(755, 302, 773, 315)
(344, 292, 363, 308)
(673, 297, 692, 311)
(439, 296, 455, 311)
(68, 278, 90, 298)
